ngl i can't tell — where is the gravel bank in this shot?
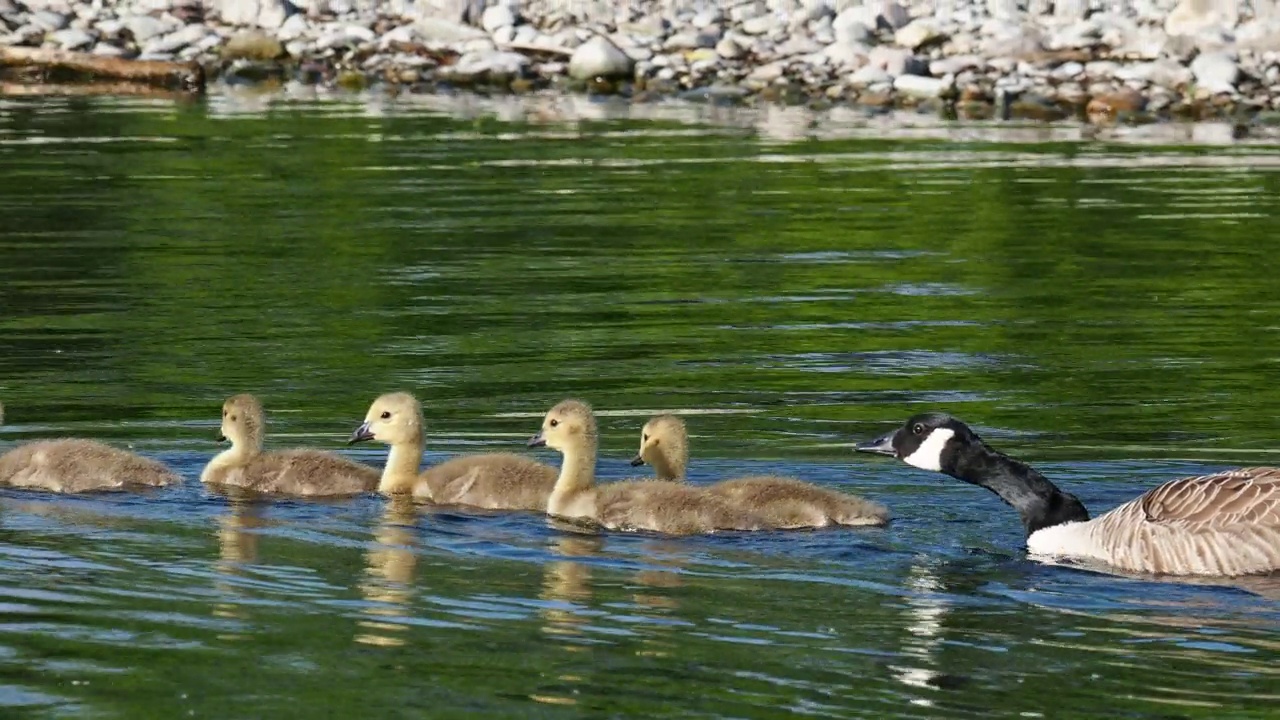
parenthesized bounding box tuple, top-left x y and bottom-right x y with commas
(3, 0, 1280, 123)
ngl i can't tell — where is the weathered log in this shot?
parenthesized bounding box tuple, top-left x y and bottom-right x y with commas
(499, 42, 573, 58)
(0, 47, 205, 93)
(0, 81, 199, 101)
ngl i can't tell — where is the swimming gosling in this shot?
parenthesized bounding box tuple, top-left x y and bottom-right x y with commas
(528, 400, 765, 535)
(349, 392, 558, 510)
(632, 414, 889, 528)
(857, 412, 1280, 577)
(0, 402, 179, 493)
(201, 394, 379, 497)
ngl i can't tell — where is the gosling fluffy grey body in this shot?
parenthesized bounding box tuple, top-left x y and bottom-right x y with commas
(350, 392, 558, 510)
(0, 439, 178, 493)
(633, 414, 889, 529)
(529, 400, 766, 535)
(202, 393, 379, 497)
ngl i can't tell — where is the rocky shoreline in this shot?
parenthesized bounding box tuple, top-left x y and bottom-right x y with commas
(2, 0, 1279, 124)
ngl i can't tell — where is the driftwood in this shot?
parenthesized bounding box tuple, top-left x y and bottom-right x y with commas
(0, 47, 205, 93)
(499, 42, 573, 58)
(0, 81, 200, 101)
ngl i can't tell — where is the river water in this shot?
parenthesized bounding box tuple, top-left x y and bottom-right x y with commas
(0, 90, 1277, 718)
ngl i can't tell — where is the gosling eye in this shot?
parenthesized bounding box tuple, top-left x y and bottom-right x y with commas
(549, 419, 559, 428)
(912, 423, 925, 435)
(380, 411, 391, 420)
(642, 433, 649, 442)
(222, 410, 227, 418)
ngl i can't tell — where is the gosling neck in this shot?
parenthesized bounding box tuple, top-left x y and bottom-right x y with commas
(378, 429, 425, 495)
(648, 445, 686, 482)
(549, 435, 598, 512)
(208, 432, 260, 471)
(945, 439, 1091, 536)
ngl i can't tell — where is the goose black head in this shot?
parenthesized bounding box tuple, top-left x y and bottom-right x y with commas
(855, 412, 977, 475)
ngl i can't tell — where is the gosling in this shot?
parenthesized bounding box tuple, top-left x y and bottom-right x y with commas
(632, 414, 889, 528)
(201, 394, 379, 497)
(349, 392, 558, 510)
(0, 401, 179, 492)
(528, 400, 765, 535)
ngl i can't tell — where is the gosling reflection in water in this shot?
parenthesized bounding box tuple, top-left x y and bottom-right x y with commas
(537, 532, 690, 663)
(355, 498, 420, 648)
(630, 539, 687, 614)
(211, 491, 273, 636)
(531, 532, 695, 707)
(539, 535, 599, 643)
(530, 534, 599, 708)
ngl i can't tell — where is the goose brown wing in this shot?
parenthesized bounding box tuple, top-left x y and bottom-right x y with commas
(1136, 467, 1280, 529)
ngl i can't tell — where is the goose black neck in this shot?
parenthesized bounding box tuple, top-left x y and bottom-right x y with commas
(946, 439, 1090, 535)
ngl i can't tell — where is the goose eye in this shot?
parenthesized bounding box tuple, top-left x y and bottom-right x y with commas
(912, 423, 924, 435)
(380, 411, 391, 420)
(550, 419, 559, 428)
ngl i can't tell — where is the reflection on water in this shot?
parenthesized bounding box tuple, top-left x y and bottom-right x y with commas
(356, 499, 419, 648)
(538, 535, 597, 646)
(0, 93, 1278, 718)
(531, 536, 597, 708)
(198, 87, 1280, 147)
(212, 494, 268, 634)
(891, 563, 948, 709)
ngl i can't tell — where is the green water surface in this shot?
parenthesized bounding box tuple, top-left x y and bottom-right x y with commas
(0, 93, 1277, 719)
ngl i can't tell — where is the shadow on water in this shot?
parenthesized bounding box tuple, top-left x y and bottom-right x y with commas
(0, 92, 1278, 717)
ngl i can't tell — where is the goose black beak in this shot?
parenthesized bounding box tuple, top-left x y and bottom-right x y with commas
(349, 421, 374, 445)
(629, 454, 645, 467)
(855, 433, 897, 457)
(215, 432, 227, 442)
(527, 431, 546, 448)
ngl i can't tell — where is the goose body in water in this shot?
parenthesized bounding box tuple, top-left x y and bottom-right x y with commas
(633, 414, 889, 528)
(856, 412, 1280, 577)
(201, 394, 380, 496)
(0, 401, 179, 493)
(529, 400, 766, 534)
(350, 392, 558, 510)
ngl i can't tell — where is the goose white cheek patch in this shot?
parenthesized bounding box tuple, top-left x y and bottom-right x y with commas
(902, 428, 955, 472)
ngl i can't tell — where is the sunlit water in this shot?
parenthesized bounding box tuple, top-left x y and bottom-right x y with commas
(0, 90, 1278, 719)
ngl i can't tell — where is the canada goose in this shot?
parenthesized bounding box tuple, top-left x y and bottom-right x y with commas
(201, 394, 379, 497)
(348, 392, 558, 510)
(0, 402, 179, 493)
(856, 412, 1280, 577)
(632, 414, 890, 528)
(527, 400, 765, 535)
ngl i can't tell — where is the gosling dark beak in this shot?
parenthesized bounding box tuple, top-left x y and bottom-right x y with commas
(349, 421, 374, 445)
(855, 432, 897, 457)
(215, 432, 227, 442)
(629, 454, 645, 467)
(527, 431, 546, 448)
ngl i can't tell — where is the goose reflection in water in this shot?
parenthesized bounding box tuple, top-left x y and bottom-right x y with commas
(355, 498, 419, 648)
(890, 563, 949, 708)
